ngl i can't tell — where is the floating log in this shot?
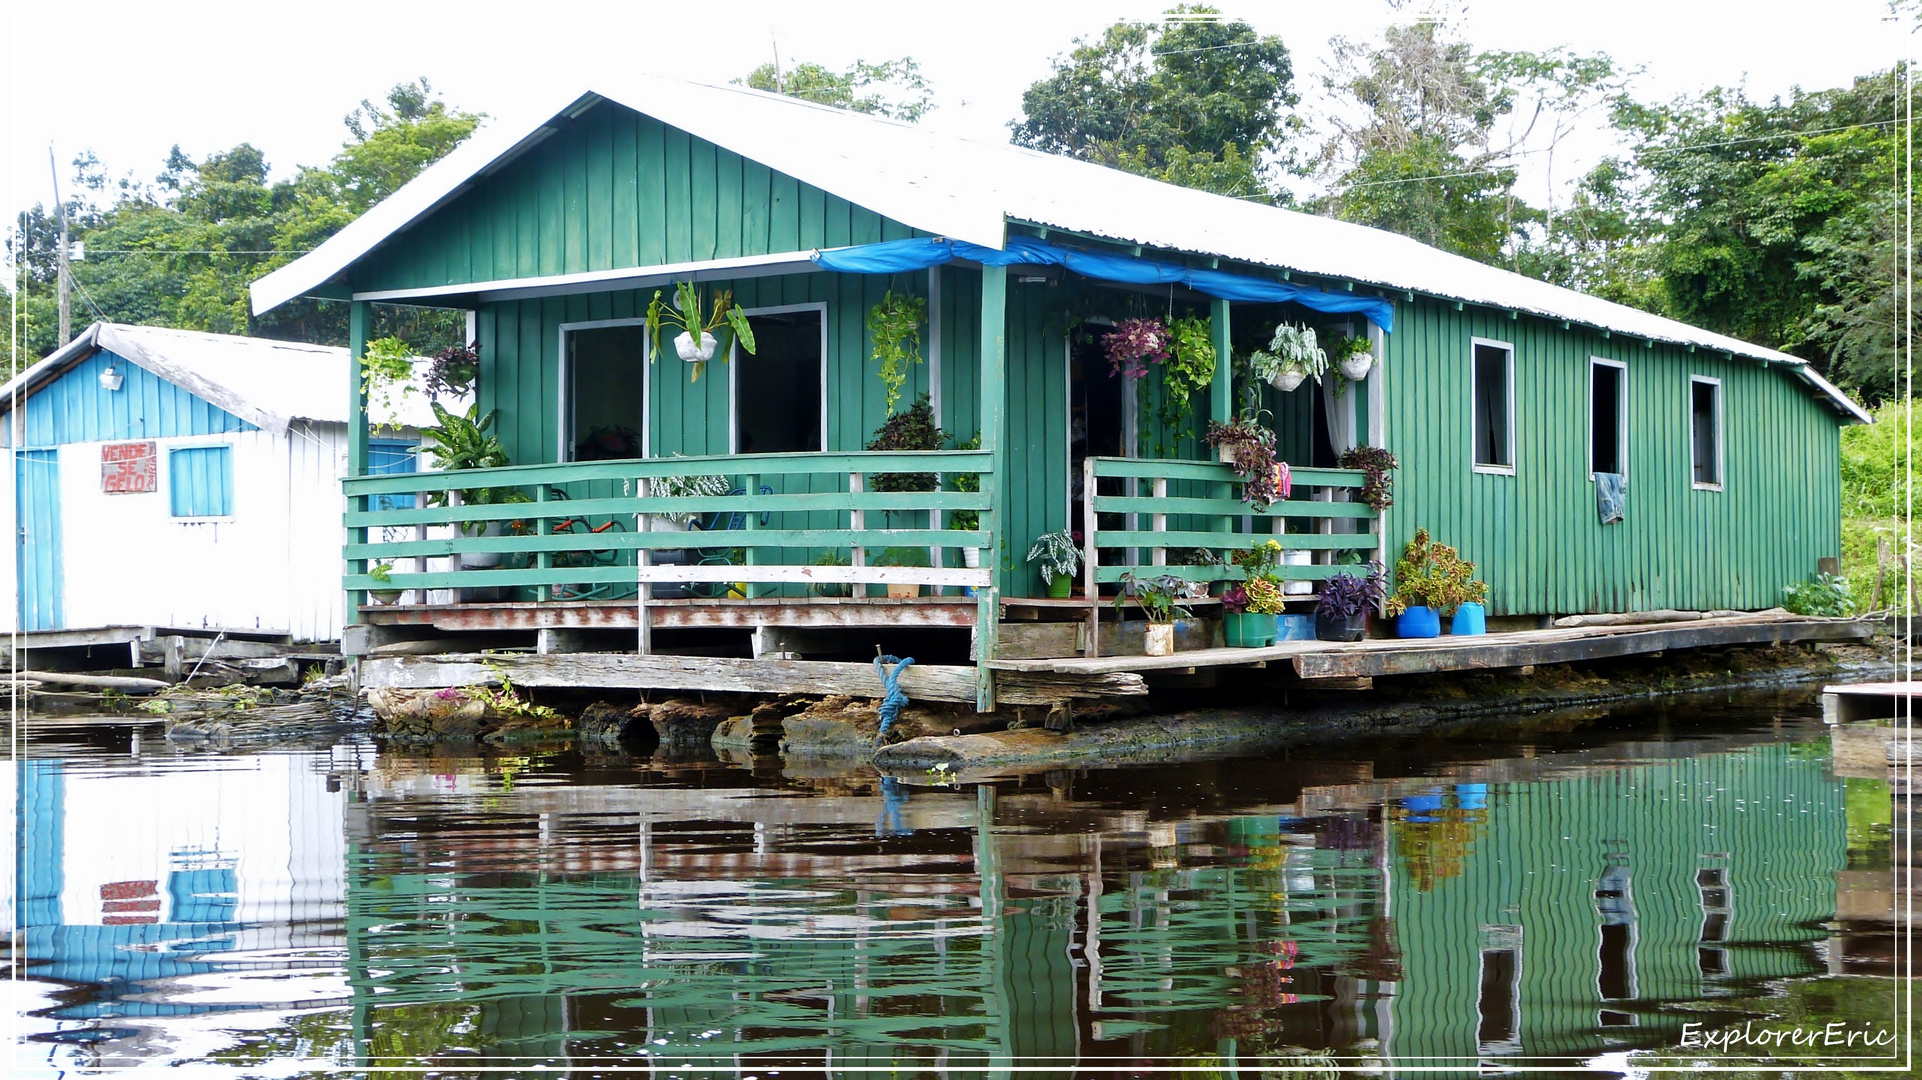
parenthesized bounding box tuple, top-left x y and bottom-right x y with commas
(12, 670, 170, 692)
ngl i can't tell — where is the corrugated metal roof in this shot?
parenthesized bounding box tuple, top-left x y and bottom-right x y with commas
(248, 74, 1870, 424)
(0, 323, 449, 434)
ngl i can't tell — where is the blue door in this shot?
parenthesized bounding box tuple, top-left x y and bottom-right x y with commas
(15, 449, 63, 631)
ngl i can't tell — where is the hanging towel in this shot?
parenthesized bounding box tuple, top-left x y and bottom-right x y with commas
(1595, 472, 1627, 525)
(1274, 461, 1293, 500)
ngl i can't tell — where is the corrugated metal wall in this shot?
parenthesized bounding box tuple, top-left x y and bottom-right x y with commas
(13, 349, 253, 448)
(1381, 299, 1843, 615)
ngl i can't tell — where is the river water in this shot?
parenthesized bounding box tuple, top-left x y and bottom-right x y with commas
(6, 688, 1903, 1076)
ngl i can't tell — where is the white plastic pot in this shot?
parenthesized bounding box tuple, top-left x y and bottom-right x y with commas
(675, 331, 718, 363)
(1282, 548, 1313, 595)
(1271, 368, 1309, 392)
(461, 520, 503, 569)
(1339, 354, 1374, 381)
(962, 546, 982, 569)
(1144, 622, 1176, 656)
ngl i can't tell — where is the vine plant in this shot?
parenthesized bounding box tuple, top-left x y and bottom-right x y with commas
(867, 289, 927, 415)
(359, 336, 417, 432)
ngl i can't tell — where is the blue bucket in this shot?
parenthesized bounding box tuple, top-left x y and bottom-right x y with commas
(1395, 606, 1441, 638)
(1451, 602, 1486, 635)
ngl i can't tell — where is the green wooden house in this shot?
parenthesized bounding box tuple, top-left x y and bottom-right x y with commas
(251, 76, 1868, 705)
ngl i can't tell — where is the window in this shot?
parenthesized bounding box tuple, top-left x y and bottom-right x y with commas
(732, 305, 824, 454)
(564, 322, 647, 461)
(169, 445, 233, 518)
(1691, 377, 1722, 489)
(1472, 340, 1514, 472)
(1590, 359, 1628, 476)
(1476, 925, 1523, 1054)
(367, 439, 418, 512)
(1697, 866, 1731, 978)
(1595, 859, 1637, 1012)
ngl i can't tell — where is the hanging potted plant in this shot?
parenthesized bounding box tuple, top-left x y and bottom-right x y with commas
(426, 341, 480, 401)
(1115, 571, 1194, 656)
(645, 280, 758, 381)
(1383, 529, 1488, 639)
(1327, 331, 1377, 382)
(1026, 530, 1082, 598)
(1252, 323, 1327, 392)
(1315, 562, 1385, 641)
(867, 289, 927, 415)
(359, 336, 419, 433)
(1101, 317, 1172, 379)
(1158, 316, 1217, 441)
(1205, 414, 1286, 512)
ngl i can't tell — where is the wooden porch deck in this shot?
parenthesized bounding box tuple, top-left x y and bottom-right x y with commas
(987, 611, 1874, 682)
(359, 595, 979, 631)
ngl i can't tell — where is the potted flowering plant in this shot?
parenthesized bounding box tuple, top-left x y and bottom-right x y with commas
(1222, 545, 1285, 648)
(1026, 530, 1082, 597)
(1315, 562, 1385, 641)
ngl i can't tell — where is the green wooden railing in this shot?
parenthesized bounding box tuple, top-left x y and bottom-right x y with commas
(1081, 456, 1380, 591)
(341, 450, 994, 606)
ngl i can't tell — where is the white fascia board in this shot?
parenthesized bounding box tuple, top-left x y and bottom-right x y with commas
(353, 250, 824, 305)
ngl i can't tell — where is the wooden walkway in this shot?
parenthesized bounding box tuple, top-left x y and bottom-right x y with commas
(1821, 681, 1919, 725)
(987, 612, 1874, 682)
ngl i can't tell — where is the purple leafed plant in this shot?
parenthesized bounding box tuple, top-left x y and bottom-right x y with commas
(1316, 562, 1386, 620)
(1220, 584, 1252, 614)
(1101, 318, 1173, 379)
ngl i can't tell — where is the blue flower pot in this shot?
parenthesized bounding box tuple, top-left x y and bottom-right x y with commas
(1451, 602, 1486, 635)
(1275, 614, 1316, 641)
(1395, 606, 1441, 638)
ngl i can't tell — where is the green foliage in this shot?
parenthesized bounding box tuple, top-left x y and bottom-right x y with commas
(1026, 530, 1082, 586)
(369, 561, 394, 585)
(865, 289, 926, 414)
(359, 336, 417, 431)
(1839, 401, 1916, 608)
(949, 432, 982, 531)
(864, 394, 944, 492)
(644, 281, 756, 383)
(739, 57, 935, 122)
(1011, 5, 1297, 199)
(1206, 417, 1282, 511)
(1114, 571, 1194, 623)
(1384, 528, 1487, 616)
(1158, 316, 1216, 441)
(415, 401, 521, 521)
(9, 81, 479, 359)
(1781, 572, 1855, 617)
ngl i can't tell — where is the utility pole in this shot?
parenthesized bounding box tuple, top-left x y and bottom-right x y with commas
(49, 148, 71, 348)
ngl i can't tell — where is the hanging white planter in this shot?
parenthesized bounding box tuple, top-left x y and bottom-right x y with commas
(1271, 368, 1309, 392)
(1338, 354, 1374, 381)
(675, 331, 718, 363)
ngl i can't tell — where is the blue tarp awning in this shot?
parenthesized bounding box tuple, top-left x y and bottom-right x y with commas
(811, 235, 1395, 331)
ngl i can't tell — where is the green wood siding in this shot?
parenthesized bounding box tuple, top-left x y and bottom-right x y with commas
(354, 101, 919, 293)
(1381, 299, 1842, 616)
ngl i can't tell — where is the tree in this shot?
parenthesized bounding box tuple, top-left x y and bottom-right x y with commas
(738, 58, 934, 122)
(7, 80, 481, 360)
(1009, 5, 1297, 199)
(1315, 13, 1621, 265)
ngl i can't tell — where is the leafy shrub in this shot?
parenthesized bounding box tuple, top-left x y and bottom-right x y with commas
(1782, 573, 1855, 617)
(865, 394, 945, 492)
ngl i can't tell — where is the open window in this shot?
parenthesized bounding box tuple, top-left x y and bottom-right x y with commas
(731, 304, 825, 454)
(1590, 359, 1628, 477)
(563, 321, 648, 461)
(1697, 866, 1731, 978)
(1690, 377, 1723, 489)
(1472, 340, 1514, 473)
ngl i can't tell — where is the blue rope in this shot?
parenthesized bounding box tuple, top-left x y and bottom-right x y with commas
(873, 654, 915, 742)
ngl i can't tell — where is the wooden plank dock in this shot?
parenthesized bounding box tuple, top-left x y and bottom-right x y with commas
(1821, 681, 1919, 725)
(988, 612, 1873, 682)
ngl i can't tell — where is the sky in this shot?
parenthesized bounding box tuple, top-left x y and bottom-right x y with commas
(4, 0, 1913, 236)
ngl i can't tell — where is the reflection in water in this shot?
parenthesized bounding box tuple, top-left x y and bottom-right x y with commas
(7, 701, 1888, 1073)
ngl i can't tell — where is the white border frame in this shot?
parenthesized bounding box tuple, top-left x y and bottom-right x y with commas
(1469, 336, 1516, 476)
(1688, 374, 1725, 491)
(557, 317, 651, 461)
(1588, 356, 1630, 480)
(728, 302, 829, 455)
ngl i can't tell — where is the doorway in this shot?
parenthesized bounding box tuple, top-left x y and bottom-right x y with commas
(1068, 322, 1133, 542)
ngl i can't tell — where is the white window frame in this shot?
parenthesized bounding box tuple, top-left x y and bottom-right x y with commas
(728, 301, 829, 455)
(1469, 337, 1516, 476)
(1588, 357, 1629, 480)
(1688, 375, 1724, 492)
(558, 317, 652, 461)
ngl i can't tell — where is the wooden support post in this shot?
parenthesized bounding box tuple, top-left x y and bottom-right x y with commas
(1083, 455, 1100, 659)
(636, 477, 652, 656)
(535, 483, 551, 603)
(345, 300, 371, 623)
(976, 263, 1008, 711)
(1209, 297, 1235, 537)
(741, 471, 760, 599)
(849, 472, 866, 570)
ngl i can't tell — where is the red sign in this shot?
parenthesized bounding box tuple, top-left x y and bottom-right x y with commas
(101, 441, 156, 494)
